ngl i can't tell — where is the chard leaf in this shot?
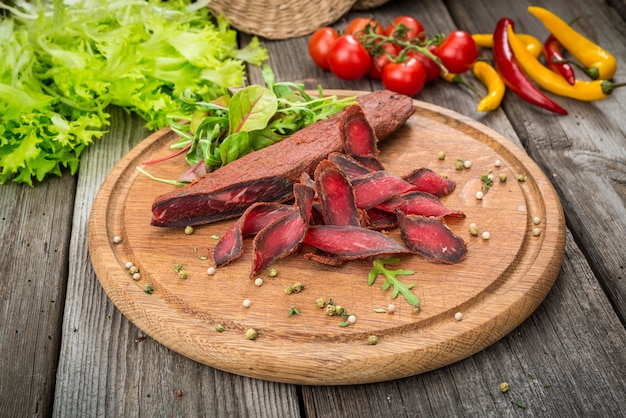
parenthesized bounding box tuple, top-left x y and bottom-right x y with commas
(228, 85, 278, 135)
(219, 131, 250, 165)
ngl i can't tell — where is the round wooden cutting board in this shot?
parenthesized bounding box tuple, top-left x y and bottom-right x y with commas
(88, 91, 566, 385)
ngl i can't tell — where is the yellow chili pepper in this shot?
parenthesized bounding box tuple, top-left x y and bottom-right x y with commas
(527, 6, 617, 80)
(472, 33, 543, 58)
(472, 61, 506, 111)
(507, 26, 623, 101)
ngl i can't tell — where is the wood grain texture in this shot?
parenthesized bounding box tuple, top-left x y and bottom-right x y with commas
(87, 94, 565, 385)
(0, 174, 74, 417)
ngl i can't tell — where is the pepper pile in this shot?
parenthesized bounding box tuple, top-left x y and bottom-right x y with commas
(476, 6, 623, 115)
(307, 6, 623, 114)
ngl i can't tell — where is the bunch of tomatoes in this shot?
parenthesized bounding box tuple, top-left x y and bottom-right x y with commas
(308, 16, 479, 97)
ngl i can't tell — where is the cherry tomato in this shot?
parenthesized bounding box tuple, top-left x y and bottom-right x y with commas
(408, 51, 441, 82)
(327, 34, 372, 80)
(368, 42, 402, 80)
(308, 27, 339, 70)
(384, 16, 425, 41)
(345, 17, 384, 39)
(433, 30, 478, 74)
(382, 57, 427, 97)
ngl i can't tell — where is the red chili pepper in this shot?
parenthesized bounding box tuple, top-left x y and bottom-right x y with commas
(544, 33, 576, 85)
(493, 18, 568, 115)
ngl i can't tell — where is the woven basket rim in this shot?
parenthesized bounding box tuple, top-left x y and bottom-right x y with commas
(208, 0, 359, 40)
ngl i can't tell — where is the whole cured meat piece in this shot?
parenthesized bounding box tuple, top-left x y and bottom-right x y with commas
(250, 184, 315, 277)
(402, 168, 456, 197)
(151, 90, 415, 227)
(314, 160, 362, 227)
(302, 225, 411, 260)
(396, 210, 468, 264)
(212, 203, 294, 267)
(376, 191, 465, 219)
(351, 171, 416, 209)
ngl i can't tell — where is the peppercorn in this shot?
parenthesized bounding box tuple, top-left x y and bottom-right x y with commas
(368, 335, 378, 345)
(245, 328, 258, 340)
(316, 298, 326, 308)
(326, 304, 337, 316)
(184, 225, 194, 235)
(215, 323, 224, 332)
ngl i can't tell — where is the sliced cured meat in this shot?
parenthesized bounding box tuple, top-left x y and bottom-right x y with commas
(328, 152, 373, 179)
(314, 160, 362, 227)
(376, 191, 465, 219)
(402, 168, 456, 197)
(351, 155, 385, 172)
(342, 105, 379, 158)
(302, 225, 411, 260)
(250, 184, 315, 277)
(212, 202, 293, 267)
(151, 90, 415, 227)
(396, 210, 468, 264)
(364, 207, 398, 230)
(351, 171, 416, 209)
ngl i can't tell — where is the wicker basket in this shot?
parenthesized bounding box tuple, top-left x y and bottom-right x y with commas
(352, 0, 391, 10)
(208, 0, 358, 40)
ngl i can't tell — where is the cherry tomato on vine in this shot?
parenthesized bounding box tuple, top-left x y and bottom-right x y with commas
(433, 30, 478, 74)
(408, 50, 441, 82)
(368, 42, 402, 80)
(308, 27, 339, 70)
(384, 16, 425, 41)
(345, 17, 384, 38)
(327, 34, 371, 80)
(382, 57, 427, 97)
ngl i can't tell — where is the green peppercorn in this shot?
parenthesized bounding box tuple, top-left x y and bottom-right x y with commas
(518, 175, 527, 182)
(437, 151, 446, 160)
(334, 305, 345, 316)
(316, 298, 326, 308)
(268, 268, 278, 277)
(500, 382, 510, 393)
(326, 304, 337, 316)
(368, 335, 378, 345)
(455, 159, 465, 170)
(293, 282, 304, 293)
(129, 265, 139, 275)
(184, 225, 194, 235)
(144, 283, 154, 294)
(245, 328, 258, 340)
(284, 285, 293, 295)
(179, 270, 188, 279)
(499, 173, 508, 182)
(215, 324, 224, 332)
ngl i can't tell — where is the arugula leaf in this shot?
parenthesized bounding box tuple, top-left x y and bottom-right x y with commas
(0, 0, 268, 186)
(368, 258, 421, 310)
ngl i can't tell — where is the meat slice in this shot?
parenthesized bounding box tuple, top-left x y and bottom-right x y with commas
(351, 171, 416, 209)
(250, 184, 315, 277)
(396, 210, 468, 264)
(302, 225, 411, 260)
(212, 202, 293, 267)
(328, 152, 373, 179)
(402, 168, 456, 197)
(376, 191, 465, 219)
(314, 160, 362, 227)
(151, 90, 414, 227)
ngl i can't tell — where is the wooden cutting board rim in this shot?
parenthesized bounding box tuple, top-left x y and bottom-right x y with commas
(88, 90, 566, 385)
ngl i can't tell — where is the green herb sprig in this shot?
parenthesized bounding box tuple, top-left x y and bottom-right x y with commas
(368, 258, 421, 311)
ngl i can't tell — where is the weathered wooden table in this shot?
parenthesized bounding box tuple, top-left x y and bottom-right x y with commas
(2, 0, 625, 416)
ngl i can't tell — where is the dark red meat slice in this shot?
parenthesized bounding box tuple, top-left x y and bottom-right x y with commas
(364, 208, 398, 230)
(250, 184, 315, 277)
(314, 160, 362, 226)
(402, 168, 456, 196)
(151, 90, 414, 227)
(351, 155, 385, 172)
(376, 191, 465, 219)
(212, 202, 293, 267)
(302, 225, 410, 260)
(328, 152, 373, 179)
(396, 210, 468, 264)
(351, 171, 416, 209)
(342, 105, 379, 158)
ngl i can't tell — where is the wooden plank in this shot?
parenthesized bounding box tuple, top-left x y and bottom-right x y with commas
(300, 231, 626, 417)
(51, 106, 301, 417)
(0, 174, 75, 417)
